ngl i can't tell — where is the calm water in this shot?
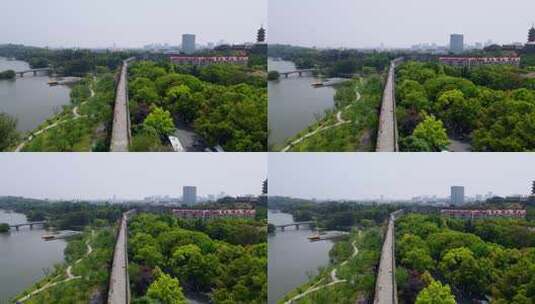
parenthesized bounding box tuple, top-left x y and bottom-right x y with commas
(268, 210, 333, 304)
(0, 57, 71, 132)
(268, 58, 336, 148)
(0, 209, 66, 302)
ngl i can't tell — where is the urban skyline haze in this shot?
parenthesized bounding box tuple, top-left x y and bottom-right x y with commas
(0, 0, 267, 48)
(269, 153, 535, 201)
(269, 0, 535, 48)
(0, 153, 266, 200)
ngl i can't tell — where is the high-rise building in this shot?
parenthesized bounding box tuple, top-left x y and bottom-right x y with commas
(450, 34, 464, 54)
(182, 34, 196, 54)
(451, 186, 465, 205)
(183, 186, 197, 205)
(257, 26, 266, 43)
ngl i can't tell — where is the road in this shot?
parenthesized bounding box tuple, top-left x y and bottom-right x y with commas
(376, 59, 400, 152)
(107, 214, 129, 304)
(373, 216, 397, 304)
(110, 61, 130, 152)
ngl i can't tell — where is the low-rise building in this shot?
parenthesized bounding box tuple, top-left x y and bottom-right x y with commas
(172, 208, 256, 219)
(440, 208, 526, 219)
(439, 56, 521, 67)
(169, 55, 248, 66)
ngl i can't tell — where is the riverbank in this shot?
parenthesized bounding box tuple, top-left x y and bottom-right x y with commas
(279, 74, 384, 152)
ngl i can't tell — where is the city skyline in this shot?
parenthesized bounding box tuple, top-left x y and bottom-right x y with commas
(269, 153, 535, 201)
(0, 0, 267, 48)
(0, 153, 266, 200)
(269, 0, 535, 48)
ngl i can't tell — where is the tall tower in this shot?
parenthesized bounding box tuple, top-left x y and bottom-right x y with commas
(183, 186, 197, 206)
(528, 25, 535, 43)
(531, 180, 535, 196)
(450, 186, 465, 206)
(450, 34, 464, 54)
(257, 26, 266, 43)
(182, 34, 196, 55)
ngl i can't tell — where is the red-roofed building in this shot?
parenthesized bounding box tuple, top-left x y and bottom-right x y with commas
(440, 209, 526, 219)
(169, 55, 248, 66)
(439, 56, 520, 67)
(172, 208, 256, 219)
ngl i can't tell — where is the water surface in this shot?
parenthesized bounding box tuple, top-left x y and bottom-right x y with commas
(268, 210, 333, 304)
(0, 57, 71, 132)
(268, 58, 336, 148)
(0, 209, 66, 302)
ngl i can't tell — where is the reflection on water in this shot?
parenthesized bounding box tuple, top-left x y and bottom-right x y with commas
(0, 57, 71, 132)
(0, 209, 66, 302)
(268, 58, 336, 148)
(268, 210, 333, 304)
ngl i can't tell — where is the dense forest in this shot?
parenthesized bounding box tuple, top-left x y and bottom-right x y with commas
(0, 44, 135, 76)
(268, 44, 396, 77)
(396, 61, 535, 151)
(268, 197, 399, 231)
(128, 213, 267, 304)
(127, 61, 267, 151)
(0, 197, 125, 230)
(396, 214, 535, 303)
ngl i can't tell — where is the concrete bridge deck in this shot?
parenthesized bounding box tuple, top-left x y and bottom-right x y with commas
(275, 221, 314, 230)
(110, 58, 134, 152)
(376, 58, 402, 152)
(107, 211, 134, 304)
(9, 221, 46, 230)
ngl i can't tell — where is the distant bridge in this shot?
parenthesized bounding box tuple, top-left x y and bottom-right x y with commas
(15, 68, 52, 77)
(275, 221, 314, 230)
(279, 69, 316, 78)
(9, 221, 47, 231)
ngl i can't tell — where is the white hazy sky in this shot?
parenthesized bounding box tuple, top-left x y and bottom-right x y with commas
(269, 153, 535, 200)
(0, 0, 267, 48)
(269, 0, 535, 48)
(0, 153, 266, 200)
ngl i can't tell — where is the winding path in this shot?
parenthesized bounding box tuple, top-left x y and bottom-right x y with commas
(15, 80, 96, 152)
(284, 239, 359, 304)
(281, 86, 361, 152)
(16, 232, 94, 303)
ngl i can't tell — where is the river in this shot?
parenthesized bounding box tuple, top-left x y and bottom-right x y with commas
(0, 57, 71, 133)
(268, 58, 337, 148)
(268, 210, 334, 304)
(0, 209, 66, 303)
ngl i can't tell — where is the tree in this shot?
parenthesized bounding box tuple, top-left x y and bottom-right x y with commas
(0, 223, 9, 233)
(438, 247, 489, 296)
(415, 280, 456, 304)
(267, 71, 280, 81)
(143, 107, 175, 137)
(0, 113, 19, 151)
(402, 114, 449, 151)
(165, 85, 199, 123)
(146, 268, 186, 304)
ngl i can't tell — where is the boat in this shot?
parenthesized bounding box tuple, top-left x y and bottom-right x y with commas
(307, 232, 321, 241)
(42, 234, 56, 241)
(311, 81, 323, 88)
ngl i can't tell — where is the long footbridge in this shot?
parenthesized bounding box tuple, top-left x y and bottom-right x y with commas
(15, 68, 52, 77)
(279, 69, 316, 78)
(376, 58, 403, 152)
(110, 58, 135, 152)
(9, 221, 46, 231)
(373, 210, 403, 304)
(107, 210, 135, 304)
(274, 221, 314, 230)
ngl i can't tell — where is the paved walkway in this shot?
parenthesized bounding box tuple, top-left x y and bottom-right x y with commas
(107, 214, 129, 304)
(281, 86, 361, 152)
(376, 60, 399, 152)
(110, 62, 130, 152)
(373, 217, 396, 304)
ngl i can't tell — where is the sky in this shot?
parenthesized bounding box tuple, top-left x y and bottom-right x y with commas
(0, 0, 267, 48)
(0, 153, 266, 200)
(269, 153, 535, 201)
(269, 0, 535, 48)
